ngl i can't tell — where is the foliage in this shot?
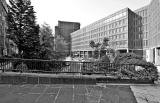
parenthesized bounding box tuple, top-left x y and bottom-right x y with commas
(92, 50, 98, 59)
(39, 23, 55, 59)
(89, 37, 116, 60)
(89, 40, 95, 48)
(114, 53, 143, 65)
(113, 53, 158, 81)
(55, 35, 68, 58)
(101, 37, 109, 49)
(7, 0, 40, 59)
(99, 55, 110, 63)
(12, 59, 67, 72)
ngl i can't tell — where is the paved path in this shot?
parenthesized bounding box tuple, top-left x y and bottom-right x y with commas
(131, 74, 160, 103)
(0, 84, 137, 103)
(131, 85, 160, 103)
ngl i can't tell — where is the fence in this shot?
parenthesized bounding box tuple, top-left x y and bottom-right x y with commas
(0, 58, 157, 80)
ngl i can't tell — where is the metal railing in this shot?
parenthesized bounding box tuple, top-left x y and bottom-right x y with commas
(0, 58, 158, 80)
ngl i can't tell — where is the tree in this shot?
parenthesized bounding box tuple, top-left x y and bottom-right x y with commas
(7, 0, 40, 59)
(39, 23, 55, 59)
(89, 37, 115, 60)
(89, 40, 101, 58)
(89, 40, 95, 48)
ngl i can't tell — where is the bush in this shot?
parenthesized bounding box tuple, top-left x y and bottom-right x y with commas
(12, 59, 67, 73)
(93, 50, 99, 59)
(99, 55, 110, 63)
(113, 53, 158, 81)
(114, 53, 143, 65)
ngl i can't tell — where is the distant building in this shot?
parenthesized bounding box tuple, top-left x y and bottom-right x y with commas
(55, 21, 80, 55)
(71, 0, 160, 68)
(0, 0, 8, 56)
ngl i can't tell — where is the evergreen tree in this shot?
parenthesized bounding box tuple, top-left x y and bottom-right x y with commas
(7, 0, 40, 59)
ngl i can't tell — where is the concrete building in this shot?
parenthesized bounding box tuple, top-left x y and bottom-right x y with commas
(147, 0, 160, 68)
(55, 21, 80, 55)
(135, 0, 160, 67)
(71, 0, 160, 68)
(71, 8, 142, 58)
(0, 0, 8, 56)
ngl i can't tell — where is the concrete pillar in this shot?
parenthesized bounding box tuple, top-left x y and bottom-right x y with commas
(155, 48, 160, 65)
(155, 48, 160, 72)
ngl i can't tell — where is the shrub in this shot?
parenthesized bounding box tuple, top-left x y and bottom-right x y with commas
(93, 50, 99, 59)
(113, 53, 158, 81)
(12, 59, 67, 73)
(99, 55, 110, 63)
(114, 53, 143, 65)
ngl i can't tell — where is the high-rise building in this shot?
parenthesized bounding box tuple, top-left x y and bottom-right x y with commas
(71, 0, 160, 67)
(55, 21, 80, 55)
(0, 0, 8, 56)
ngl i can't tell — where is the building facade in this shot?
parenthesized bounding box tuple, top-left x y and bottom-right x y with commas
(55, 21, 80, 55)
(71, 8, 142, 57)
(147, 0, 160, 66)
(71, 0, 160, 67)
(0, 0, 8, 57)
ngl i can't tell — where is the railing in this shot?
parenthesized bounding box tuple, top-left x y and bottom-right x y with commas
(0, 58, 127, 74)
(0, 58, 157, 80)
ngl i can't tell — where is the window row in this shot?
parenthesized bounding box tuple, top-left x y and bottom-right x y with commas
(86, 11, 127, 30)
(72, 26, 127, 41)
(137, 9, 147, 17)
(71, 18, 127, 37)
(110, 40, 127, 46)
(109, 33, 126, 40)
(72, 32, 127, 44)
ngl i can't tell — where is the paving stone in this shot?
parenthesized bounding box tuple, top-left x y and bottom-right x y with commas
(0, 84, 138, 103)
(27, 76, 38, 84)
(131, 85, 160, 103)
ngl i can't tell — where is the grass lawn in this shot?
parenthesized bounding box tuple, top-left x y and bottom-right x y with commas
(0, 84, 137, 103)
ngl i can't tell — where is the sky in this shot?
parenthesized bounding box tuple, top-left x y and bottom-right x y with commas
(8, 0, 151, 32)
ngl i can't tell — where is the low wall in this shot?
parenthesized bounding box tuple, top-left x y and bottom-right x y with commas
(0, 73, 154, 84)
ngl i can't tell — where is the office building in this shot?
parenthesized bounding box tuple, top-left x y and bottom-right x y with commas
(71, 8, 142, 57)
(55, 21, 80, 55)
(71, 0, 160, 67)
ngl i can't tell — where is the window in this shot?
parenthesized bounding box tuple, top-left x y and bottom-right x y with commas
(122, 19, 126, 24)
(146, 40, 148, 46)
(119, 34, 121, 39)
(123, 34, 125, 39)
(115, 35, 117, 39)
(119, 20, 122, 25)
(112, 23, 114, 28)
(115, 28, 117, 33)
(109, 24, 111, 28)
(115, 22, 117, 27)
(109, 30, 111, 34)
(123, 26, 126, 31)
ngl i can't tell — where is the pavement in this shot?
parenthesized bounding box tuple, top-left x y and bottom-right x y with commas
(131, 85, 160, 103)
(0, 72, 159, 103)
(0, 84, 137, 103)
(130, 74, 160, 103)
